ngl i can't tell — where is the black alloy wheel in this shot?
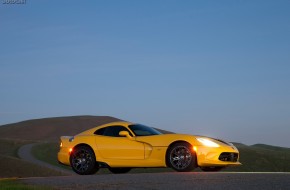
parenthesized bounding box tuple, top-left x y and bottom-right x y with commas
(70, 145, 99, 175)
(167, 142, 197, 172)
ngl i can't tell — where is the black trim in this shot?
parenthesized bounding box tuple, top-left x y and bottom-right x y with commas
(218, 152, 239, 162)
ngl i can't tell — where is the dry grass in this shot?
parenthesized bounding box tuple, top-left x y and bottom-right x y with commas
(0, 115, 172, 143)
(0, 155, 63, 178)
(0, 138, 64, 178)
(0, 116, 122, 142)
(0, 179, 53, 190)
(0, 116, 124, 178)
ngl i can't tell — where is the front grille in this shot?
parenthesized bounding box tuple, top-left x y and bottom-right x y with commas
(219, 152, 238, 162)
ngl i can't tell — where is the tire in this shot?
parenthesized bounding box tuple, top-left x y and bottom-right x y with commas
(108, 167, 131, 174)
(70, 145, 99, 175)
(200, 166, 224, 172)
(167, 142, 196, 172)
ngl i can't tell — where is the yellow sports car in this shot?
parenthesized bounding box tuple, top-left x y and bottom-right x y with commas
(58, 121, 241, 175)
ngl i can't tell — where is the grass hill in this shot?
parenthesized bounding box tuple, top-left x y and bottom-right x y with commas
(0, 115, 172, 142)
(0, 116, 122, 142)
(0, 115, 289, 177)
(227, 143, 290, 172)
(0, 116, 123, 177)
(0, 138, 64, 177)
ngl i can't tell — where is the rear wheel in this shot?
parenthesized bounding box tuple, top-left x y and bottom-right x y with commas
(167, 142, 196, 172)
(108, 167, 131, 174)
(70, 145, 99, 175)
(200, 166, 224, 172)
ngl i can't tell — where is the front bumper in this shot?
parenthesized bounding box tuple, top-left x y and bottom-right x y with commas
(196, 145, 241, 167)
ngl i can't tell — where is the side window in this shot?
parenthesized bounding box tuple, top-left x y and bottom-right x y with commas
(94, 128, 106, 135)
(94, 126, 132, 137)
(103, 126, 132, 137)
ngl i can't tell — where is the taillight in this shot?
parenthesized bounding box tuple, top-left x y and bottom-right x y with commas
(60, 141, 63, 147)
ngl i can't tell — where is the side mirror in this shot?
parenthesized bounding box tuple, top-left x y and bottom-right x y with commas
(119, 131, 133, 140)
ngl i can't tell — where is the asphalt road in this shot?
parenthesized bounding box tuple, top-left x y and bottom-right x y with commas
(22, 172, 290, 190)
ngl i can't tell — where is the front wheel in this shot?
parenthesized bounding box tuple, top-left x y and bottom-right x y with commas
(108, 167, 131, 174)
(167, 142, 197, 172)
(70, 145, 99, 175)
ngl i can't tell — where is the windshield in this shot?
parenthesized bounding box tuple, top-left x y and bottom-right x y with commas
(129, 124, 162, 136)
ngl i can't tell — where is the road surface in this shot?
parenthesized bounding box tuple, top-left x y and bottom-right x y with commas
(21, 172, 290, 190)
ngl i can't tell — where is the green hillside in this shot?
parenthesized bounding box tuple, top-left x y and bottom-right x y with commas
(0, 116, 122, 142)
(0, 116, 289, 178)
(0, 139, 64, 178)
(225, 143, 290, 172)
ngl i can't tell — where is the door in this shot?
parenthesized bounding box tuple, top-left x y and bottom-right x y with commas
(95, 125, 144, 159)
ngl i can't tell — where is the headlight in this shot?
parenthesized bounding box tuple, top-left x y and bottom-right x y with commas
(197, 137, 220, 147)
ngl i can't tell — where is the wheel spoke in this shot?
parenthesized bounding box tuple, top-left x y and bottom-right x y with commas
(71, 149, 92, 173)
(172, 156, 180, 161)
(170, 145, 192, 170)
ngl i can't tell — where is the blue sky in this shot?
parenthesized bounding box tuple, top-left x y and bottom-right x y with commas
(0, 0, 290, 147)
